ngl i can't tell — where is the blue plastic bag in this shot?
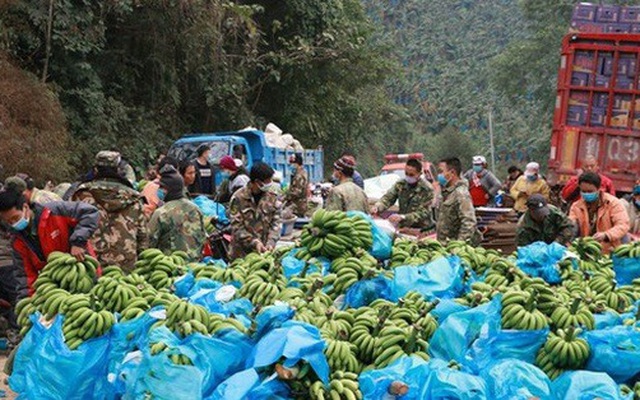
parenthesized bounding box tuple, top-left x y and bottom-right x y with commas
(208, 368, 290, 400)
(392, 256, 465, 301)
(281, 248, 325, 278)
(552, 371, 624, 400)
(429, 296, 501, 365)
(10, 314, 111, 400)
(254, 305, 296, 339)
(174, 272, 196, 298)
(516, 241, 566, 284)
(247, 320, 330, 384)
(612, 256, 640, 285)
(419, 359, 488, 399)
(193, 196, 229, 224)
(344, 275, 393, 308)
(480, 359, 552, 400)
(584, 326, 640, 383)
(346, 211, 393, 260)
(594, 311, 623, 330)
(431, 299, 469, 322)
(469, 327, 549, 372)
(359, 356, 431, 400)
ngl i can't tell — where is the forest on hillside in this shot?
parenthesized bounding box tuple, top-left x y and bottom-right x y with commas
(1, 0, 637, 182)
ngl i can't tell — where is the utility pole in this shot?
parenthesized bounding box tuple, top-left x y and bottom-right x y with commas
(488, 109, 496, 171)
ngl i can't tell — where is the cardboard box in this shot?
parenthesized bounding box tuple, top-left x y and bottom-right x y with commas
(573, 3, 597, 22)
(620, 6, 640, 23)
(618, 54, 637, 78)
(594, 93, 609, 108)
(613, 95, 632, 110)
(604, 23, 631, 33)
(610, 109, 629, 128)
(568, 105, 588, 126)
(573, 50, 596, 71)
(599, 53, 614, 76)
(569, 91, 590, 106)
(590, 107, 606, 126)
(570, 21, 605, 33)
(592, 74, 611, 88)
(596, 5, 620, 23)
(616, 76, 634, 90)
(571, 71, 590, 86)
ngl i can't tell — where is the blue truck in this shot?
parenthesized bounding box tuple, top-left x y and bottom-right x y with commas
(167, 129, 324, 186)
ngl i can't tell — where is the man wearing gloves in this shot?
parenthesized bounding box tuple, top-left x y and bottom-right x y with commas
(463, 155, 502, 207)
(371, 158, 434, 230)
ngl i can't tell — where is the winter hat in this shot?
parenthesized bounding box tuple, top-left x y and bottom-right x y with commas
(219, 155, 238, 172)
(159, 165, 184, 202)
(4, 176, 27, 193)
(95, 151, 122, 168)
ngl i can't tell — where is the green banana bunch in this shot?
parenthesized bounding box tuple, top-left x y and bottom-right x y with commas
(543, 326, 590, 370)
(501, 290, 549, 331)
(300, 209, 358, 258)
(519, 277, 558, 316)
(314, 308, 354, 336)
(569, 237, 604, 262)
(15, 297, 37, 336)
(62, 304, 115, 350)
(535, 347, 565, 381)
(327, 256, 376, 297)
(150, 342, 194, 365)
(373, 325, 429, 369)
(208, 313, 247, 335)
(238, 266, 287, 306)
(119, 297, 151, 322)
(158, 299, 211, 338)
(322, 330, 361, 373)
(35, 252, 98, 294)
(133, 248, 187, 289)
(348, 214, 374, 251)
(612, 242, 640, 259)
(550, 297, 594, 330)
(309, 371, 362, 400)
(484, 262, 525, 289)
(348, 308, 386, 364)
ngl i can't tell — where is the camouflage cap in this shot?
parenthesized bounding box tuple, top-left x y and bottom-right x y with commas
(95, 151, 122, 168)
(4, 176, 27, 193)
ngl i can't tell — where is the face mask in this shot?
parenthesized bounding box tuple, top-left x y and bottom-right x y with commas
(634, 199, 640, 209)
(437, 173, 448, 187)
(526, 174, 538, 182)
(472, 165, 483, 173)
(581, 191, 598, 203)
(11, 215, 29, 231)
(220, 171, 231, 180)
(634, 185, 640, 195)
(157, 189, 166, 201)
(405, 176, 419, 185)
(260, 182, 280, 194)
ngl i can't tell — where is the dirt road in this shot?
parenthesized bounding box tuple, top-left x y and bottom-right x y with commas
(0, 355, 17, 399)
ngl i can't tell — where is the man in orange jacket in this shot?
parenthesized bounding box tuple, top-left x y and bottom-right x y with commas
(568, 172, 629, 254)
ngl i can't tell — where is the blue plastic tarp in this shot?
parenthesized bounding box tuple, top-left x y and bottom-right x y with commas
(208, 368, 290, 400)
(281, 249, 326, 278)
(419, 359, 488, 399)
(247, 320, 329, 384)
(551, 371, 625, 400)
(584, 326, 640, 384)
(344, 275, 393, 309)
(359, 356, 431, 400)
(392, 256, 465, 300)
(612, 256, 640, 285)
(469, 327, 549, 373)
(193, 196, 229, 225)
(480, 359, 552, 400)
(516, 242, 566, 284)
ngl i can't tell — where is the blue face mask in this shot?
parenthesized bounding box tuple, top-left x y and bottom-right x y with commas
(437, 173, 449, 187)
(526, 174, 538, 182)
(157, 189, 166, 201)
(472, 165, 483, 173)
(581, 191, 599, 203)
(634, 199, 640, 208)
(634, 185, 640, 195)
(12, 216, 29, 231)
(220, 171, 231, 180)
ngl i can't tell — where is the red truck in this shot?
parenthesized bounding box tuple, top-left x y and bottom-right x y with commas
(548, 29, 640, 193)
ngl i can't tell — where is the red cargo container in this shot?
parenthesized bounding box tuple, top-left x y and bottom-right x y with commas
(548, 33, 640, 193)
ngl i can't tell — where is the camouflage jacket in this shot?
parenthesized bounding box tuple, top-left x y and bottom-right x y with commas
(73, 179, 149, 271)
(31, 188, 62, 205)
(148, 198, 207, 262)
(325, 179, 369, 213)
(229, 186, 282, 259)
(436, 179, 481, 245)
(376, 178, 434, 229)
(285, 167, 308, 217)
(516, 205, 575, 247)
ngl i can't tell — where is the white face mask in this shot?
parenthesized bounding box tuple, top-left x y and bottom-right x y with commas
(405, 176, 419, 185)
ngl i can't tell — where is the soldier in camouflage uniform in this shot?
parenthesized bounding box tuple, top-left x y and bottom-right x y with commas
(372, 159, 434, 230)
(284, 154, 308, 217)
(436, 158, 481, 245)
(72, 151, 149, 271)
(517, 194, 575, 246)
(149, 165, 207, 261)
(325, 157, 369, 213)
(229, 162, 282, 259)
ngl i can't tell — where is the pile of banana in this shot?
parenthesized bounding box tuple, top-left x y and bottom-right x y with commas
(569, 237, 604, 262)
(238, 255, 288, 306)
(500, 290, 549, 331)
(299, 209, 372, 258)
(192, 261, 246, 285)
(91, 276, 145, 313)
(62, 295, 116, 350)
(536, 327, 590, 379)
(35, 252, 98, 294)
(613, 241, 640, 259)
(309, 371, 362, 400)
(133, 249, 189, 290)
